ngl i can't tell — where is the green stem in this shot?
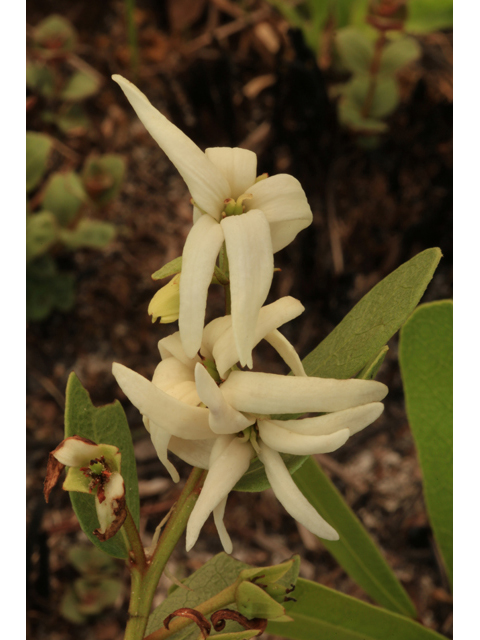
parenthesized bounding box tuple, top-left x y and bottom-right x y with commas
(123, 506, 147, 571)
(123, 467, 207, 640)
(143, 580, 240, 640)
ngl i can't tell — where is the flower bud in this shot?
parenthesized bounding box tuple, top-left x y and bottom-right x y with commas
(148, 273, 180, 323)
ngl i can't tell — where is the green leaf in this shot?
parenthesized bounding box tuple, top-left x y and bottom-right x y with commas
(357, 346, 388, 381)
(42, 172, 86, 226)
(64, 373, 140, 559)
(82, 154, 126, 206)
(33, 14, 77, 57)
(339, 101, 388, 134)
(380, 37, 422, 75)
(26, 132, 52, 192)
(343, 76, 399, 119)
(399, 301, 453, 586)
(336, 27, 374, 74)
(152, 256, 183, 280)
(405, 0, 453, 33)
(267, 577, 445, 640)
(60, 219, 116, 249)
(26, 61, 55, 98)
(234, 454, 308, 492)
(55, 103, 90, 134)
(26, 269, 76, 322)
(61, 71, 100, 102)
(293, 457, 417, 617)
(26, 211, 58, 262)
(302, 248, 442, 380)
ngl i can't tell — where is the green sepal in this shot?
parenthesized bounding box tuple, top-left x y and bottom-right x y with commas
(239, 557, 297, 588)
(63, 467, 91, 494)
(235, 582, 286, 620)
(151, 256, 183, 280)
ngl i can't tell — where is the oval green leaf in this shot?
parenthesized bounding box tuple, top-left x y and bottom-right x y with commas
(26, 132, 52, 192)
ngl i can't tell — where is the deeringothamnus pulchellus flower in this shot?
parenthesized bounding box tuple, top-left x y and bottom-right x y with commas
(112, 75, 312, 370)
(112, 297, 387, 553)
(44, 436, 126, 541)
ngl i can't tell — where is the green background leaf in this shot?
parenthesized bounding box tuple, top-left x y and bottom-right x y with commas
(61, 71, 100, 101)
(405, 0, 453, 33)
(293, 457, 416, 617)
(336, 27, 374, 74)
(42, 172, 86, 226)
(399, 301, 453, 586)
(379, 37, 422, 75)
(82, 154, 126, 206)
(267, 577, 445, 640)
(26, 132, 52, 192)
(64, 373, 140, 558)
(302, 248, 442, 379)
(26, 211, 58, 262)
(60, 219, 116, 249)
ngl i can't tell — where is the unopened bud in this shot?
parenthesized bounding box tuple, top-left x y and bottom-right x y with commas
(148, 274, 181, 324)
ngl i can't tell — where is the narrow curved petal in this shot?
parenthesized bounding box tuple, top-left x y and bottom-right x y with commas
(258, 420, 349, 455)
(221, 371, 388, 415)
(200, 315, 233, 361)
(54, 438, 111, 467)
(264, 329, 306, 377)
(268, 403, 385, 437)
(112, 363, 213, 439)
(221, 209, 274, 368)
(148, 421, 180, 482)
(94, 472, 125, 534)
(213, 297, 304, 378)
(205, 147, 257, 200)
(247, 174, 313, 252)
(213, 497, 233, 554)
(158, 333, 199, 368)
(195, 363, 254, 434)
(186, 437, 254, 550)
(258, 443, 339, 541)
(169, 437, 214, 469)
(179, 214, 225, 358)
(112, 75, 230, 218)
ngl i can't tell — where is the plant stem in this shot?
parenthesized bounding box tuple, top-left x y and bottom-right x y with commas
(123, 467, 207, 640)
(361, 31, 387, 119)
(123, 506, 147, 571)
(143, 581, 240, 640)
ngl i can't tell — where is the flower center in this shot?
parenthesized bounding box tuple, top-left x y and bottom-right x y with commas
(222, 192, 253, 217)
(80, 456, 112, 503)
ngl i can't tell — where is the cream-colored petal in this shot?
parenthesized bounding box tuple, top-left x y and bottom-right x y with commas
(179, 214, 225, 358)
(258, 443, 339, 541)
(221, 371, 388, 415)
(95, 472, 125, 534)
(268, 403, 385, 436)
(221, 210, 274, 368)
(200, 316, 233, 361)
(169, 437, 214, 469)
(148, 422, 180, 482)
(264, 329, 306, 377)
(54, 438, 108, 467)
(205, 147, 257, 200)
(213, 296, 304, 378)
(113, 75, 229, 219)
(152, 358, 195, 393)
(259, 420, 349, 455)
(158, 333, 199, 368)
(213, 497, 233, 554)
(195, 363, 254, 434)
(185, 437, 254, 550)
(112, 363, 213, 439)
(247, 174, 312, 252)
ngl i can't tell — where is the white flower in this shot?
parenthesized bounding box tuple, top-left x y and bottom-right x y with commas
(112, 75, 313, 368)
(112, 297, 387, 553)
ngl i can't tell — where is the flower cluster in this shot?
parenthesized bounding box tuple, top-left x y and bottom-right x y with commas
(112, 75, 388, 552)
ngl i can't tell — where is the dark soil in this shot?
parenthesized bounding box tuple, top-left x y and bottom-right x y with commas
(26, 2, 453, 639)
